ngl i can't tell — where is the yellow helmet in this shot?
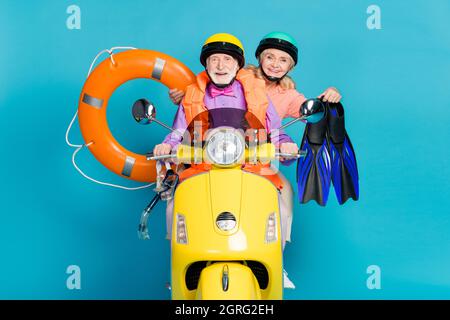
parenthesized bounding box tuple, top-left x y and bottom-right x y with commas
(200, 33, 245, 68)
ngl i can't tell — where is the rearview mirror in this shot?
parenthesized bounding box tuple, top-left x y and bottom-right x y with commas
(300, 98, 325, 124)
(132, 98, 156, 125)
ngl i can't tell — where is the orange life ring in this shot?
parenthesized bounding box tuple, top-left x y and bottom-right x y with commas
(78, 49, 196, 183)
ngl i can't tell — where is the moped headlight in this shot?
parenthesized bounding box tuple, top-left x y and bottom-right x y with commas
(205, 128, 244, 166)
(216, 212, 237, 231)
(265, 212, 277, 243)
(176, 214, 188, 244)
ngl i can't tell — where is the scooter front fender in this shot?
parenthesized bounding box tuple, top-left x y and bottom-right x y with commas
(195, 262, 261, 300)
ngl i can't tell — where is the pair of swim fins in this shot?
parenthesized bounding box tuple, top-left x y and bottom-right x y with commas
(296, 101, 359, 206)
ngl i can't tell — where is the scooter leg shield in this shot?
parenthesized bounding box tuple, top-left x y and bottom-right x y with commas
(195, 262, 261, 300)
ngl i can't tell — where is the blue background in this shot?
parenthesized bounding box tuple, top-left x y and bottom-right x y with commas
(1, 0, 449, 299)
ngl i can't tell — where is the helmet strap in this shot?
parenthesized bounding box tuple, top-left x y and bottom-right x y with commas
(260, 65, 288, 83)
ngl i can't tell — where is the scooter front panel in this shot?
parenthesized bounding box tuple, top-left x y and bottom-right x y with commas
(171, 168, 283, 299)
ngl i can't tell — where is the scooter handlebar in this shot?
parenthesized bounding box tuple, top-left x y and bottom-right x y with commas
(275, 150, 307, 159)
(146, 144, 306, 163)
(146, 152, 174, 161)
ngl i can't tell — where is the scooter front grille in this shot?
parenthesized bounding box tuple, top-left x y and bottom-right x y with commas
(247, 261, 269, 289)
(185, 261, 208, 290)
(184, 260, 269, 291)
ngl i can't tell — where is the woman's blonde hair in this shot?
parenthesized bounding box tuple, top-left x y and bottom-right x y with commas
(246, 51, 297, 90)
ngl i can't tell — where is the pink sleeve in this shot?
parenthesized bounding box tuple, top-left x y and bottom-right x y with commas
(286, 90, 307, 118)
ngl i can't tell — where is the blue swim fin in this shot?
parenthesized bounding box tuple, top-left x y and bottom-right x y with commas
(296, 106, 331, 206)
(327, 102, 359, 204)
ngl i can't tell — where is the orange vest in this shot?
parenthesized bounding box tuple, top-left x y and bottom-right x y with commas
(182, 69, 269, 127)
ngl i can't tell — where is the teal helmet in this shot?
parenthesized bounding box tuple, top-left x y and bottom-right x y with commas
(255, 32, 299, 65)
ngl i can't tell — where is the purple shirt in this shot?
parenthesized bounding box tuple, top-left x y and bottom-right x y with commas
(163, 81, 293, 149)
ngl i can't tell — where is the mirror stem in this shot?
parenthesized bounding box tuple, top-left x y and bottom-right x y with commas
(149, 117, 175, 132)
(277, 116, 306, 131)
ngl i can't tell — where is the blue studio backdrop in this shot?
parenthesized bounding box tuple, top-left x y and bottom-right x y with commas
(1, 0, 449, 299)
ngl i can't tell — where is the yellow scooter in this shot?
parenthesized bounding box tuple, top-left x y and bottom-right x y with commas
(133, 99, 324, 300)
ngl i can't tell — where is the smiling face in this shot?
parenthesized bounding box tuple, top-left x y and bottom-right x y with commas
(206, 53, 239, 86)
(259, 48, 294, 78)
